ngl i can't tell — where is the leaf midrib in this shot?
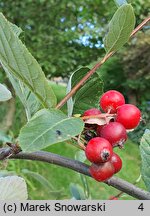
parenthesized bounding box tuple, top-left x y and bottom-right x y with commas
(0, 20, 34, 87)
(23, 117, 76, 150)
(106, 8, 128, 53)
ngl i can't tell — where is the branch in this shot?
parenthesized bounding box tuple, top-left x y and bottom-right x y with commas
(0, 144, 20, 160)
(7, 150, 150, 200)
(131, 16, 150, 37)
(56, 52, 113, 109)
(56, 16, 150, 109)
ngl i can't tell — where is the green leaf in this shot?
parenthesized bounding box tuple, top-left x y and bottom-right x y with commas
(0, 176, 28, 200)
(21, 169, 64, 198)
(139, 129, 150, 191)
(19, 108, 84, 152)
(70, 183, 86, 200)
(7, 72, 41, 120)
(22, 169, 54, 190)
(74, 73, 103, 114)
(104, 4, 135, 53)
(9, 22, 23, 37)
(75, 150, 86, 163)
(67, 67, 103, 116)
(0, 170, 16, 177)
(66, 72, 74, 117)
(0, 130, 12, 143)
(0, 83, 12, 101)
(0, 13, 57, 109)
(4, 21, 40, 120)
(80, 174, 90, 199)
(67, 68, 91, 116)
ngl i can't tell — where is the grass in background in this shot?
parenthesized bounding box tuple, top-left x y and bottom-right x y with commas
(50, 81, 67, 113)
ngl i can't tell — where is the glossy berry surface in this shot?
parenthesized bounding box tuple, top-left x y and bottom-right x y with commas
(96, 125, 104, 136)
(116, 104, 141, 129)
(100, 122, 127, 147)
(100, 90, 125, 113)
(109, 196, 118, 200)
(110, 153, 122, 173)
(83, 108, 101, 117)
(83, 108, 101, 130)
(90, 161, 115, 182)
(85, 137, 113, 163)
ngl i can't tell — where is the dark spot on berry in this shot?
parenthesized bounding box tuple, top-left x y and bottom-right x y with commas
(102, 151, 110, 161)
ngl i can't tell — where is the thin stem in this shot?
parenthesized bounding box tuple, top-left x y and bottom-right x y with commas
(73, 136, 86, 150)
(80, 136, 87, 144)
(81, 113, 116, 120)
(130, 16, 150, 37)
(56, 16, 150, 109)
(19, 81, 31, 121)
(56, 52, 113, 109)
(66, 140, 82, 150)
(8, 150, 150, 200)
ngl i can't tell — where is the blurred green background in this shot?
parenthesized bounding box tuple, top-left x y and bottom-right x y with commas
(0, 0, 150, 199)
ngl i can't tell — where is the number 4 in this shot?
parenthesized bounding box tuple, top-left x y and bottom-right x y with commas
(138, 203, 144, 211)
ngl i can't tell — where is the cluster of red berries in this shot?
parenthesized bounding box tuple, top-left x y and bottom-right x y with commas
(82, 90, 141, 182)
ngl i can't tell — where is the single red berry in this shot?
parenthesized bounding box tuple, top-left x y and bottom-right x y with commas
(83, 108, 101, 117)
(100, 90, 125, 113)
(85, 137, 113, 163)
(83, 108, 101, 129)
(109, 196, 118, 200)
(100, 122, 127, 147)
(110, 153, 122, 173)
(96, 125, 104, 136)
(116, 104, 141, 129)
(90, 161, 115, 182)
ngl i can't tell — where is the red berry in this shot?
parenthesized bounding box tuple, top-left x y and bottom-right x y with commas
(85, 137, 113, 163)
(96, 125, 104, 136)
(100, 90, 125, 113)
(109, 196, 118, 200)
(90, 161, 115, 182)
(110, 153, 122, 173)
(83, 108, 101, 129)
(83, 108, 101, 117)
(116, 104, 141, 129)
(100, 122, 127, 147)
